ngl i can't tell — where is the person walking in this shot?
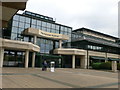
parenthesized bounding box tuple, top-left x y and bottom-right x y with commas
(44, 60, 47, 71)
(42, 60, 47, 71)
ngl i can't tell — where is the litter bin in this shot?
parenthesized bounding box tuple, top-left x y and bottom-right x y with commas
(50, 61, 55, 72)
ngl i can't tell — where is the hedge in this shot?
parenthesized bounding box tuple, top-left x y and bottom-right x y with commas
(92, 62, 120, 70)
(99, 62, 111, 70)
(92, 63, 101, 69)
(92, 62, 111, 70)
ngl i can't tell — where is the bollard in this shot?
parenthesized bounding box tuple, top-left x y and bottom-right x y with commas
(50, 61, 55, 72)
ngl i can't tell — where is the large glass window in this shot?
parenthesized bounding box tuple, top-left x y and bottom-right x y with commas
(25, 17, 30, 23)
(19, 22, 25, 28)
(64, 27, 68, 32)
(32, 19, 36, 25)
(18, 28, 24, 34)
(46, 28, 50, 32)
(20, 16, 25, 22)
(11, 33, 17, 40)
(12, 21, 19, 27)
(56, 25, 59, 30)
(37, 20, 41, 26)
(55, 42, 59, 48)
(42, 21, 46, 27)
(25, 23, 30, 29)
(51, 30, 56, 33)
(46, 44, 49, 50)
(36, 25, 41, 29)
(42, 27, 47, 31)
(47, 23, 51, 28)
(52, 24, 55, 29)
(61, 26, 64, 32)
(56, 30, 59, 33)
(12, 27, 18, 33)
(13, 15, 19, 21)
(37, 38, 41, 46)
(68, 28, 72, 33)
(49, 45, 53, 50)
(31, 24, 36, 28)
(24, 37, 29, 42)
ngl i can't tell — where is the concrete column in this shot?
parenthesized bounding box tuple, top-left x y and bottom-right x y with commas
(34, 35, 37, 44)
(112, 61, 117, 72)
(0, 48, 4, 68)
(32, 52, 36, 68)
(32, 35, 37, 68)
(81, 55, 87, 69)
(72, 55, 75, 69)
(25, 50, 29, 68)
(59, 55, 62, 68)
(105, 53, 108, 62)
(59, 40, 62, 48)
(87, 56, 90, 69)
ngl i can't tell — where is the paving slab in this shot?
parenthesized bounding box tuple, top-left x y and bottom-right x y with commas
(1, 68, 119, 88)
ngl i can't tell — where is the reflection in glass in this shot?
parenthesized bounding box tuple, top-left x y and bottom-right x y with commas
(20, 16, 25, 22)
(47, 23, 51, 28)
(12, 27, 18, 33)
(24, 37, 29, 42)
(11, 33, 17, 40)
(32, 19, 36, 25)
(37, 21, 41, 26)
(19, 22, 24, 28)
(25, 23, 30, 29)
(13, 21, 19, 27)
(13, 15, 19, 21)
(52, 24, 55, 29)
(25, 17, 30, 23)
(42, 21, 46, 27)
(31, 25, 36, 28)
(18, 28, 24, 34)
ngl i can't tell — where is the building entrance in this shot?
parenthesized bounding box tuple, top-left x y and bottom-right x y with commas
(75, 58, 80, 68)
(35, 54, 62, 68)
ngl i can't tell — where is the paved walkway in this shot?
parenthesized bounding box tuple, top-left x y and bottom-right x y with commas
(1, 68, 119, 88)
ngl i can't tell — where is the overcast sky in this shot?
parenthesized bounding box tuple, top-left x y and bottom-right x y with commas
(22, 0, 119, 37)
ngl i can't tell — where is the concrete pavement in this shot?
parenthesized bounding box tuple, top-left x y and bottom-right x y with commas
(1, 68, 119, 88)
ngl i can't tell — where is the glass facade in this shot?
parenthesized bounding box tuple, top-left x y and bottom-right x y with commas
(10, 11, 72, 54)
(3, 11, 72, 67)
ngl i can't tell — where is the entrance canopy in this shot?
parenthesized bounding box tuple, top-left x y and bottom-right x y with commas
(0, 38, 40, 52)
(90, 56, 105, 60)
(90, 56, 120, 61)
(54, 48, 86, 55)
(23, 28, 69, 40)
(108, 58, 120, 61)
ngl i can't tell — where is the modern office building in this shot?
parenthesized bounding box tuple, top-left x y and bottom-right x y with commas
(60, 28, 120, 70)
(3, 11, 72, 68)
(1, 2, 120, 72)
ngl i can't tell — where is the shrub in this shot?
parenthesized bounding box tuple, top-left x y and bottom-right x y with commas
(99, 62, 111, 70)
(92, 62, 112, 70)
(92, 63, 101, 69)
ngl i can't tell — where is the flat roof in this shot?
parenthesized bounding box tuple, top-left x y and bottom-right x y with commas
(72, 37, 120, 48)
(16, 11, 72, 29)
(73, 27, 119, 39)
